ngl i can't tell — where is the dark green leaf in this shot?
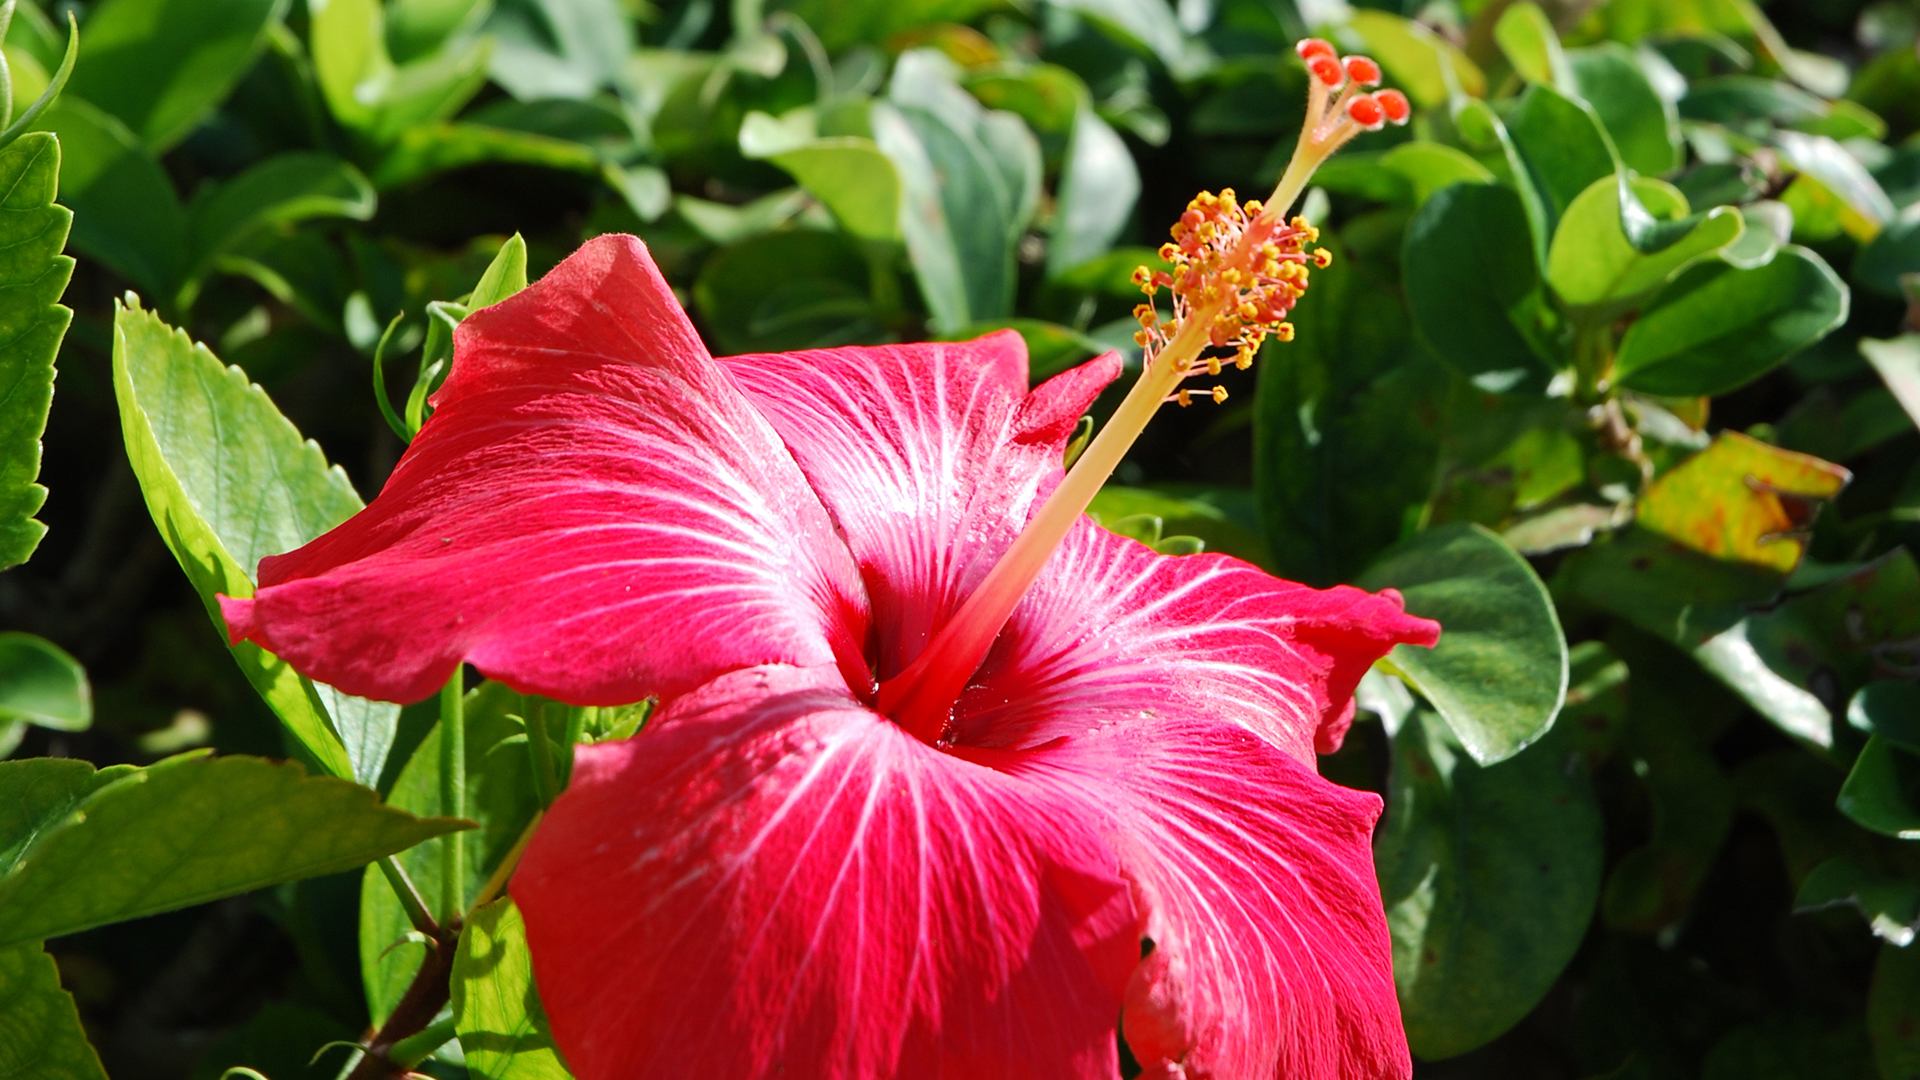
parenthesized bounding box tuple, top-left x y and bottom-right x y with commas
(0, 942, 108, 1080)
(1088, 485, 1269, 566)
(67, 0, 285, 151)
(1359, 523, 1568, 764)
(113, 299, 398, 784)
(36, 98, 182, 299)
(1403, 182, 1548, 386)
(0, 131, 70, 569)
(1614, 247, 1848, 397)
(0, 752, 468, 948)
(1860, 335, 1920, 431)
(692, 229, 875, 355)
(1796, 856, 1920, 946)
(1377, 711, 1602, 1059)
(369, 121, 602, 188)
(739, 108, 902, 243)
(361, 682, 540, 1023)
(453, 898, 572, 1080)
(1699, 1014, 1870, 1080)
(186, 152, 376, 279)
(1505, 83, 1615, 229)
(1841, 737, 1920, 840)
(1871, 943, 1920, 1080)
(1569, 44, 1681, 177)
(1855, 217, 1920, 298)
(0, 632, 88, 732)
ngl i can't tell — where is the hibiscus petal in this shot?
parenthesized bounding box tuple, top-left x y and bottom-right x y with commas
(952, 520, 1439, 761)
(219, 235, 870, 705)
(998, 716, 1412, 1080)
(511, 664, 1138, 1080)
(721, 335, 1121, 680)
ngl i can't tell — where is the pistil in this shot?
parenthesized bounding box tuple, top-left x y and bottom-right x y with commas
(880, 40, 1408, 743)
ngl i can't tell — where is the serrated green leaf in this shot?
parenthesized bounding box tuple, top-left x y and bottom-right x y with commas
(362, 682, 540, 1023)
(113, 299, 398, 784)
(0, 941, 108, 1080)
(0, 632, 88, 732)
(1359, 523, 1569, 764)
(66, 0, 285, 152)
(1377, 711, 1602, 1058)
(453, 898, 573, 1080)
(0, 757, 134, 872)
(35, 98, 182, 299)
(1614, 246, 1848, 397)
(0, 131, 71, 569)
(1547, 175, 1742, 308)
(0, 753, 468, 948)
(186, 152, 376, 279)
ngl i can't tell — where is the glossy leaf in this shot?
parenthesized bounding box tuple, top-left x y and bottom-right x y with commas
(1359, 523, 1568, 764)
(1047, 106, 1138, 277)
(1494, 2, 1566, 89)
(66, 0, 284, 151)
(1614, 247, 1848, 397)
(1377, 142, 1494, 208)
(1860, 335, 1920, 430)
(186, 152, 376, 278)
(1635, 431, 1849, 573)
(1547, 175, 1742, 308)
(1403, 182, 1547, 385)
(36, 98, 182, 299)
(0, 633, 88, 731)
(361, 682, 540, 1022)
(1568, 44, 1681, 177)
(739, 109, 901, 243)
(0, 752, 468, 948)
(1377, 711, 1602, 1059)
(453, 898, 573, 1080)
(0, 131, 70, 569)
(1347, 9, 1485, 107)
(0, 942, 107, 1080)
(1504, 83, 1615, 228)
(1772, 131, 1895, 240)
(113, 300, 399, 784)
(1840, 736, 1920, 839)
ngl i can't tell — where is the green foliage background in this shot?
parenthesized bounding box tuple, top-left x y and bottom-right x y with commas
(2, 0, 1920, 1076)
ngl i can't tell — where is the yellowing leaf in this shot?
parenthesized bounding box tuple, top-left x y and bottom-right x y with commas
(1636, 431, 1849, 573)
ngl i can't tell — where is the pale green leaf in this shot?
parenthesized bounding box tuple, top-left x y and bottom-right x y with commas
(453, 899, 573, 1080)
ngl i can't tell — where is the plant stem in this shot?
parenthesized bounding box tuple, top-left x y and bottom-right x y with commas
(470, 812, 542, 919)
(388, 1015, 460, 1069)
(523, 703, 560, 809)
(376, 856, 439, 939)
(344, 918, 462, 1080)
(438, 671, 465, 924)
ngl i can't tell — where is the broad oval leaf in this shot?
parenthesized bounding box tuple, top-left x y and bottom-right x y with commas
(0, 752, 469, 948)
(1547, 175, 1742, 307)
(1359, 523, 1569, 764)
(0, 131, 72, 570)
(1569, 43, 1681, 177)
(1347, 9, 1486, 106)
(113, 300, 398, 784)
(1504, 83, 1615, 227)
(66, 0, 285, 151)
(1614, 246, 1848, 397)
(1047, 107, 1138, 277)
(0, 942, 107, 1080)
(1376, 711, 1602, 1059)
(1403, 182, 1548, 386)
(1860, 335, 1920, 430)
(740, 110, 902, 243)
(1377, 141, 1494, 208)
(1841, 683, 1920, 839)
(453, 898, 574, 1080)
(0, 633, 89, 731)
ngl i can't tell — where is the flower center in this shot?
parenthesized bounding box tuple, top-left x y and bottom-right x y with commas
(878, 40, 1408, 744)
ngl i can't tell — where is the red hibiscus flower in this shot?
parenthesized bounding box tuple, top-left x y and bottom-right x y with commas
(221, 41, 1432, 1079)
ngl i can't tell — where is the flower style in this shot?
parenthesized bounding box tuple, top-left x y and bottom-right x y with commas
(220, 39, 1431, 1080)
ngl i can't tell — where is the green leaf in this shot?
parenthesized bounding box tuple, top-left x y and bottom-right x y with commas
(1088, 485, 1269, 566)
(370, 121, 602, 188)
(1568, 44, 1681, 177)
(186, 152, 376, 280)
(1048, 0, 1209, 80)
(0, 131, 71, 569)
(1504, 83, 1615, 229)
(313, 0, 492, 146)
(1358, 523, 1568, 765)
(1376, 142, 1494, 209)
(0, 9, 76, 152)
(453, 898, 573, 1080)
(0, 632, 88, 731)
(1772, 131, 1896, 240)
(387, 0, 492, 63)
(1796, 856, 1920, 946)
(1047, 107, 1138, 278)
(1493, 2, 1567, 89)
(0, 758, 132, 872)
(770, 0, 1002, 54)
(874, 50, 1041, 332)
(1842, 684, 1920, 839)
(67, 0, 285, 151)
(1347, 9, 1486, 106)
(938, 317, 1104, 382)
(1546, 175, 1742, 308)
(1613, 246, 1848, 397)
(692, 229, 876, 355)
(484, 0, 632, 102)
(0, 942, 108, 1080)
(1403, 182, 1548, 385)
(113, 299, 399, 785)
(469, 232, 529, 309)
(0, 752, 468, 948)
(36, 97, 183, 299)
(1854, 217, 1920, 298)
(1860, 335, 1920, 431)
(739, 109, 902, 243)
(1377, 711, 1602, 1059)
(361, 682, 541, 1023)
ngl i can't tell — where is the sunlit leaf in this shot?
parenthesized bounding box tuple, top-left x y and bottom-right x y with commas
(0, 131, 70, 570)
(67, 0, 284, 151)
(453, 898, 573, 1080)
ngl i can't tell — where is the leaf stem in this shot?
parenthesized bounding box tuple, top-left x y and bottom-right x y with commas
(376, 856, 439, 939)
(438, 672, 465, 924)
(388, 1015, 459, 1069)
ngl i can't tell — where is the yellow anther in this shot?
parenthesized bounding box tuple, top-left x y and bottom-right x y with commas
(1211, 385, 1229, 404)
(1312, 248, 1333, 268)
(1274, 322, 1295, 342)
